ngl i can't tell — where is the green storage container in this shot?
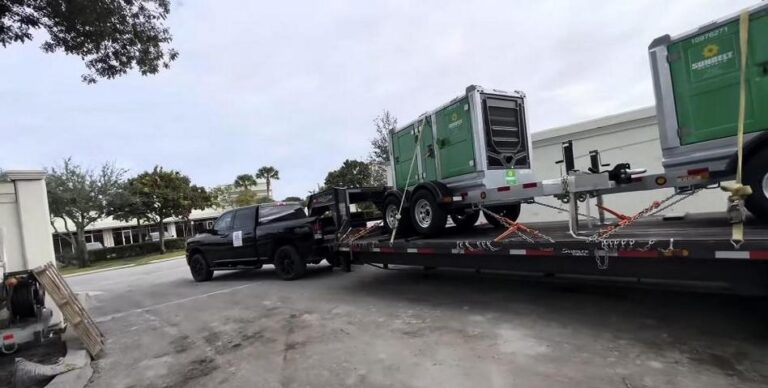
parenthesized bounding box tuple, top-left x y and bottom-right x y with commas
(388, 85, 534, 193)
(666, 7, 768, 145)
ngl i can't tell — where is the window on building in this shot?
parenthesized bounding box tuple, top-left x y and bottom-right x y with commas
(112, 230, 124, 246)
(84, 232, 104, 245)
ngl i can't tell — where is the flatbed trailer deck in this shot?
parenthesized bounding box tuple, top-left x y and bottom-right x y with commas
(338, 214, 768, 294)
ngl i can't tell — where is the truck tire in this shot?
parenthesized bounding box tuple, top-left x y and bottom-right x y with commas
(189, 253, 213, 282)
(410, 190, 447, 236)
(483, 204, 521, 228)
(745, 148, 768, 220)
(383, 196, 411, 234)
(274, 245, 307, 280)
(450, 210, 480, 230)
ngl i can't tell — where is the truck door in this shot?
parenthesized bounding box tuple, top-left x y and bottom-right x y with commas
(208, 210, 235, 263)
(229, 206, 258, 264)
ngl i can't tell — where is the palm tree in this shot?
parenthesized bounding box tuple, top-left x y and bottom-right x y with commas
(233, 174, 257, 190)
(256, 166, 279, 198)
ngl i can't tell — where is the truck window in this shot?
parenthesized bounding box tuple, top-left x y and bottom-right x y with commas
(258, 205, 306, 224)
(213, 211, 234, 232)
(233, 207, 256, 231)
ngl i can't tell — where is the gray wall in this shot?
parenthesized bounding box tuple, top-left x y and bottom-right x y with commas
(518, 107, 726, 223)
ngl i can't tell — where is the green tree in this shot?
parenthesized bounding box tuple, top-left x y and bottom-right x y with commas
(47, 158, 126, 267)
(233, 174, 257, 190)
(0, 0, 177, 83)
(210, 184, 237, 210)
(324, 159, 376, 188)
(368, 110, 397, 186)
(256, 166, 279, 198)
(370, 110, 396, 164)
(105, 182, 152, 243)
(234, 188, 258, 207)
(130, 166, 211, 253)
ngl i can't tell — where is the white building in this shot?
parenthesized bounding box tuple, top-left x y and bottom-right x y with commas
(519, 106, 725, 223)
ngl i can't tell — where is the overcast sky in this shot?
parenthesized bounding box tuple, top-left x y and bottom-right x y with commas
(0, 0, 759, 199)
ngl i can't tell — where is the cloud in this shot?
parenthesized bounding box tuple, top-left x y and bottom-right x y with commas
(0, 0, 757, 199)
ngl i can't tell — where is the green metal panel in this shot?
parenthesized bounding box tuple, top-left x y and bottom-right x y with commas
(392, 126, 417, 190)
(669, 9, 768, 145)
(435, 97, 476, 178)
(418, 118, 438, 182)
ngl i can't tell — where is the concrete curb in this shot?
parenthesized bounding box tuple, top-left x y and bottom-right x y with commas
(63, 264, 135, 278)
(45, 338, 94, 388)
(148, 255, 185, 264)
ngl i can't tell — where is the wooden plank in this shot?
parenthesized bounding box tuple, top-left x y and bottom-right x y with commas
(32, 263, 105, 357)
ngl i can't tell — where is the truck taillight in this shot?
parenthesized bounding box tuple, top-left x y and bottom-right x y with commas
(313, 222, 322, 234)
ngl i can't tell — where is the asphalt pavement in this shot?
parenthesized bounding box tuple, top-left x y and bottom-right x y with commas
(68, 258, 768, 388)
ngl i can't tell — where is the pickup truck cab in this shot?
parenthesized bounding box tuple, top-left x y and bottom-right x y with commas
(185, 202, 318, 281)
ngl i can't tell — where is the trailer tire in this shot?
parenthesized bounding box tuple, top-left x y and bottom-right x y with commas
(383, 196, 412, 234)
(745, 148, 768, 221)
(450, 210, 480, 230)
(274, 245, 307, 280)
(483, 204, 521, 228)
(410, 190, 447, 237)
(189, 253, 213, 282)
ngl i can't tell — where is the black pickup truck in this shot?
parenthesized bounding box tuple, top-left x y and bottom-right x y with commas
(185, 202, 324, 281)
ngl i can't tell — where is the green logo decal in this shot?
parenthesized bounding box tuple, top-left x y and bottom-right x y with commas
(505, 169, 517, 184)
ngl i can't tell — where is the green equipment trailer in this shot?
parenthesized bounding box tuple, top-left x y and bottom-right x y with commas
(649, 2, 768, 219)
(384, 85, 537, 236)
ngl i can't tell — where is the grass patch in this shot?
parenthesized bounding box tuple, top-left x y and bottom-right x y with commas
(60, 249, 185, 276)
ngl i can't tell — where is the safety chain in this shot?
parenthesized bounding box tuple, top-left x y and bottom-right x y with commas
(531, 199, 600, 221)
(589, 188, 702, 242)
(340, 221, 383, 244)
(479, 205, 556, 243)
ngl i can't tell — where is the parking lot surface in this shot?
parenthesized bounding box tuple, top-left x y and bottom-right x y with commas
(68, 259, 768, 388)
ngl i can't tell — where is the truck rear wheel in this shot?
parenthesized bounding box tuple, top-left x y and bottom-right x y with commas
(745, 148, 768, 220)
(410, 190, 447, 236)
(450, 210, 480, 230)
(189, 253, 213, 282)
(483, 204, 521, 228)
(274, 245, 307, 280)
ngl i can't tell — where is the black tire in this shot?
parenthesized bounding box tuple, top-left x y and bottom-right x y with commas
(273, 245, 307, 280)
(745, 148, 768, 221)
(483, 204, 522, 228)
(450, 210, 480, 230)
(189, 253, 213, 282)
(383, 196, 411, 234)
(410, 190, 447, 236)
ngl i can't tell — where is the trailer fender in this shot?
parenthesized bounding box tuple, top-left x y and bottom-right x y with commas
(726, 131, 768, 174)
(384, 189, 405, 208)
(412, 181, 453, 207)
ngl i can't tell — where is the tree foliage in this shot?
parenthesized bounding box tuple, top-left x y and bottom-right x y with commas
(0, 0, 178, 83)
(256, 166, 279, 198)
(370, 110, 396, 164)
(47, 158, 126, 267)
(233, 174, 257, 190)
(210, 184, 237, 210)
(324, 159, 379, 189)
(129, 166, 210, 252)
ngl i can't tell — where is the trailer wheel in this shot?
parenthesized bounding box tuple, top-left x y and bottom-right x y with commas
(745, 148, 768, 220)
(410, 190, 447, 236)
(483, 204, 521, 228)
(383, 196, 411, 234)
(274, 245, 307, 280)
(189, 253, 213, 282)
(450, 210, 480, 230)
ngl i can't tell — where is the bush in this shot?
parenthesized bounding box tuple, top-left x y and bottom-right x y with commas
(88, 239, 185, 262)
